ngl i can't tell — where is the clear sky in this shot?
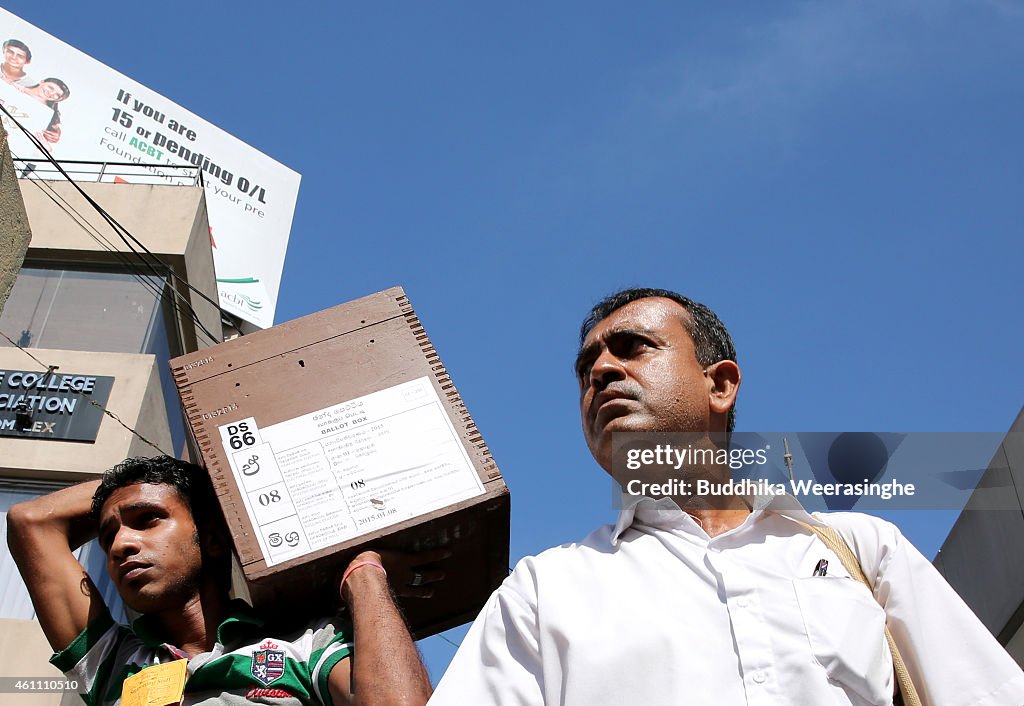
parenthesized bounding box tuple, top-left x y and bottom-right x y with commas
(4, 0, 1023, 681)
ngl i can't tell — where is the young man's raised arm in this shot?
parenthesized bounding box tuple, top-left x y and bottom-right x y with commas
(328, 550, 436, 706)
(6, 480, 108, 652)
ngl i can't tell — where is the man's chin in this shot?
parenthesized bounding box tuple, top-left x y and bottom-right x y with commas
(588, 416, 653, 470)
(118, 582, 178, 615)
(120, 589, 161, 615)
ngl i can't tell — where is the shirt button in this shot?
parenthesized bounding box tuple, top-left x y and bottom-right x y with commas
(753, 671, 767, 684)
(736, 597, 749, 608)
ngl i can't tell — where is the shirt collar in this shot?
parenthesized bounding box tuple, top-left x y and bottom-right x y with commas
(611, 489, 825, 543)
(131, 599, 263, 649)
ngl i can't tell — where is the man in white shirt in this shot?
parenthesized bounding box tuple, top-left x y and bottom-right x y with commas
(430, 287, 1024, 705)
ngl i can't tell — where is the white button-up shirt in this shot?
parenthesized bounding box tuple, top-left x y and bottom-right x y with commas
(430, 493, 1024, 705)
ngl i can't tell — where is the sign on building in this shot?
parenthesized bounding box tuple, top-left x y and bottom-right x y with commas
(0, 368, 113, 442)
(0, 10, 300, 329)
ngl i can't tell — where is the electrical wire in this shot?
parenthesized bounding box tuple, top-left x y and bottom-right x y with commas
(1, 103, 227, 343)
(14, 168, 221, 345)
(0, 329, 48, 369)
(0, 107, 227, 453)
(7, 148, 221, 345)
(1, 105, 223, 310)
(434, 631, 463, 651)
(17, 176, 180, 305)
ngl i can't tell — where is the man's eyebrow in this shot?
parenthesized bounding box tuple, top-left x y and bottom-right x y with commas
(607, 327, 658, 340)
(574, 327, 659, 375)
(98, 501, 164, 535)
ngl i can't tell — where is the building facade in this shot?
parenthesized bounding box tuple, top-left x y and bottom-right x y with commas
(934, 407, 1024, 667)
(0, 161, 220, 705)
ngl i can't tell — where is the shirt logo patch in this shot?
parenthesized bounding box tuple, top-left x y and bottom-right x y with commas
(252, 641, 286, 685)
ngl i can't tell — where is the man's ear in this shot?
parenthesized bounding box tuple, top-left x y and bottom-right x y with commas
(706, 360, 741, 417)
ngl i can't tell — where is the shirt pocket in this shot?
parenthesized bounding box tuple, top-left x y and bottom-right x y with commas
(792, 576, 894, 705)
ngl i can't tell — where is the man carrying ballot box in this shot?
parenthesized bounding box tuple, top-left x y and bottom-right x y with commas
(7, 455, 438, 706)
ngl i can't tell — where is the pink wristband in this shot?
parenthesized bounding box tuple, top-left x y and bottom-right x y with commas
(341, 560, 386, 590)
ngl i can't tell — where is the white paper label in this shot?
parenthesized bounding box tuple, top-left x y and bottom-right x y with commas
(218, 377, 485, 566)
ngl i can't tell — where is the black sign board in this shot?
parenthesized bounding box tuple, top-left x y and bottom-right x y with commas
(0, 369, 115, 442)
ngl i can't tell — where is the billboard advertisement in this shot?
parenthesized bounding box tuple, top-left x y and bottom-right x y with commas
(0, 9, 299, 329)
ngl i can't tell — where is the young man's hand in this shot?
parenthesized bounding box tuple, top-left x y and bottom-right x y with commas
(341, 548, 451, 602)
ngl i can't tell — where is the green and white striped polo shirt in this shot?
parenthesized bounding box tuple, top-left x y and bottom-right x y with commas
(50, 600, 353, 705)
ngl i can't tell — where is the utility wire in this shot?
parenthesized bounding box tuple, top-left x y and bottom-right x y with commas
(434, 632, 463, 651)
(18, 176, 179, 305)
(2, 105, 222, 310)
(1, 104, 225, 342)
(7, 144, 221, 345)
(0, 327, 170, 456)
(0, 329, 49, 369)
(86, 398, 168, 456)
(15, 167, 220, 345)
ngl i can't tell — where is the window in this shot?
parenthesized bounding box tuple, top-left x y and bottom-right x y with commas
(0, 266, 169, 354)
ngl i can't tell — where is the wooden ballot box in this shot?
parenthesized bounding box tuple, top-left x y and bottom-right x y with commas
(170, 287, 510, 636)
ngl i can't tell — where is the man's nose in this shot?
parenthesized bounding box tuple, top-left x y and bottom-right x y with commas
(589, 350, 625, 390)
(108, 528, 140, 562)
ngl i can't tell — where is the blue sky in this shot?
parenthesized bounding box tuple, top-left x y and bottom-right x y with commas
(4, 0, 1023, 680)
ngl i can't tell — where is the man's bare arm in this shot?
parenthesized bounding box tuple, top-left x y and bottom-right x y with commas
(6, 480, 108, 651)
(328, 550, 433, 706)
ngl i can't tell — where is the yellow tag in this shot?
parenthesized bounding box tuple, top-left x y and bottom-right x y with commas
(121, 659, 188, 706)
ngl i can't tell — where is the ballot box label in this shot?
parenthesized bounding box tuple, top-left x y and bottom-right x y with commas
(219, 377, 485, 566)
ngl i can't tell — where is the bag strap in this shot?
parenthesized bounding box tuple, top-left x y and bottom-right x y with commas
(799, 522, 923, 706)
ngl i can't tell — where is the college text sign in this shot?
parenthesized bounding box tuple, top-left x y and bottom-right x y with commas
(0, 369, 114, 442)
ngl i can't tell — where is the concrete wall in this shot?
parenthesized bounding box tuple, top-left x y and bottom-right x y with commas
(179, 191, 220, 351)
(0, 126, 32, 315)
(0, 619, 83, 706)
(0, 349, 172, 480)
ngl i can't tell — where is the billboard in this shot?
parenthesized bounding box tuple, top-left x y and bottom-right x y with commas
(0, 9, 299, 329)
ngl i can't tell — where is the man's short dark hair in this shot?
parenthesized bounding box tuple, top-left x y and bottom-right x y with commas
(578, 287, 738, 432)
(3, 39, 31, 61)
(91, 455, 218, 523)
